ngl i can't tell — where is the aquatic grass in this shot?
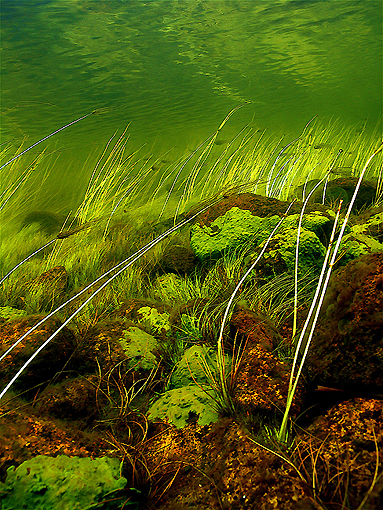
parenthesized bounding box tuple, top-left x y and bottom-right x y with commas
(94, 359, 161, 424)
(277, 140, 383, 443)
(245, 270, 316, 328)
(0, 149, 47, 212)
(0, 110, 110, 219)
(214, 200, 296, 413)
(1, 113, 382, 408)
(0, 224, 53, 281)
(182, 116, 383, 205)
(0, 110, 106, 172)
(249, 423, 380, 510)
(74, 127, 160, 232)
(0, 199, 219, 401)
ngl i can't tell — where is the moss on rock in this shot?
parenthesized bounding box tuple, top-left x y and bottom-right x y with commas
(340, 211, 383, 265)
(119, 327, 159, 370)
(190, 206, 332, 264)
(190, 207, 279, 261)
(147, 384, 219, 428)
(136, 306, 171, 335)
(170, 344, 231, 389)
(0, 455, 128, 510)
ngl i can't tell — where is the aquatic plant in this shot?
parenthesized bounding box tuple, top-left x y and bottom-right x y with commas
(277, 140, 383, 443)
(1, 110, 382, 510)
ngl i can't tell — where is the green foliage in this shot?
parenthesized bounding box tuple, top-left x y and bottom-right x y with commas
(190, 207, 278, 261)
(0, 306, 27, 322)
(0, 455, 132, 510)
(147, 384, 219, 428)
(119, 327, 160, 370)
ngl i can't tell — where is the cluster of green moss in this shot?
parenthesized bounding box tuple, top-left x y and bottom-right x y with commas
(0, 455, 133, 510)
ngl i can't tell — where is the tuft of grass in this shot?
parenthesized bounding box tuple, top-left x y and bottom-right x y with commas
(277, 141, 383, 444)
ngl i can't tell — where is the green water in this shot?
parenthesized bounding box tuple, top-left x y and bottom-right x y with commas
(1, 0, 382, 211)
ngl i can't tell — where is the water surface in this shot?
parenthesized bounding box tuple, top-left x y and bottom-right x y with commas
(1, 0, 381, 210)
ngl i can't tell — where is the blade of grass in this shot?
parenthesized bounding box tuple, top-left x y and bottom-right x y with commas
(278, 141, 383, 443)
(0, 200, 219, 400)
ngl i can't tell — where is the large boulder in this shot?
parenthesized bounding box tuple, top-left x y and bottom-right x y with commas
(307, 251, 383, 391)
(0, 455, 127, 510)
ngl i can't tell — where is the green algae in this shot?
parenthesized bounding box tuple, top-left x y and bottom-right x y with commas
(190, 207, 275, 261)
(259, 226, 327, 275)
(340, 212, 383, 264)
(0, 455, 129, 510)
(147, 384, 219, 428)
(136, 306, 171, 334)
(119, 327, 159, 370)
(0, 306, 27, 322)
(190, 206, 331, 263)
(146, 345, 231, 428)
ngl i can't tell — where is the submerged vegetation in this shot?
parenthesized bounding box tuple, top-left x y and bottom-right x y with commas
(1, 108, 383, 509)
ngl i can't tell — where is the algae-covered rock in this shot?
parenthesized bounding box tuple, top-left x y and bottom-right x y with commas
(253, 226, 326, 277)
(147, 384, 219, 428)
(136, 306, 171, 335)
(0, 455, 128, 510)
(190, 207, 280, 261)
(300, 210, 333, 244)
(190, 206, 332, 263)
(0, 306, 27, 322)
(147, 345, 231, 428)
(339, 211, 383, 265)
(119, 327, 159, 370)
(340, 232, 383, 264)
(156, 244, 196, 275)
(170, 344, 231, 389)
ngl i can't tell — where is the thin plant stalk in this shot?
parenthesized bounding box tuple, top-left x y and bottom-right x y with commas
(216, 200, 296, 411)
(292, 173, 331, 343)
(0, 222, 92, 287)
(0, 109, 106, 171)
(0, 239, 56, 286)
(278, 141, 383, 443)
(0, 201, 218, 400)
(279, 201, 342, 444)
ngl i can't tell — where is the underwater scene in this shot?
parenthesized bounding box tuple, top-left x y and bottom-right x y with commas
(0, 0, 383, 508)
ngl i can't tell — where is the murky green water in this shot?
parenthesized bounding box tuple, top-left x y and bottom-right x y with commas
(1, 0, 382, 211)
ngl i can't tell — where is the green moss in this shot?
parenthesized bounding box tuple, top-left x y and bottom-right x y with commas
(351, 212, 383, 235)
(339, 212, 383, 264)
(146, 345, 232, 428)
(119, 327, 159, 370)
(190, 207, 279, 261)
(259, 226, 326, 275)
(136, 306, 171, 334)
(0, 306, 27, 322)
(190, 207, 331, 262)
(147, 384, 219, 428)
(300, 210, 332, 233)
(0, 455, 129, 510)
(340, 232, 383, 264)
